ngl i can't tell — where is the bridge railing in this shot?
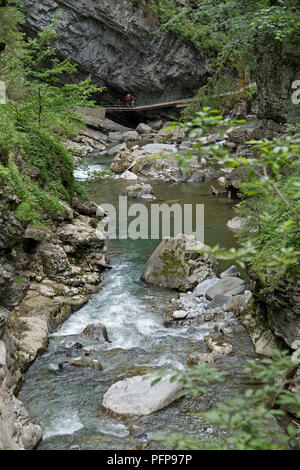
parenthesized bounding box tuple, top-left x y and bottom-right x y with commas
(100, 93, 195, 108)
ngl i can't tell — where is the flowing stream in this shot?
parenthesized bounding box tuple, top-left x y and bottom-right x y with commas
(19, 150, 257, 450)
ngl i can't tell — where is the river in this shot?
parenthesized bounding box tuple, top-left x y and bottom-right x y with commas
(19, 149, 257, 450)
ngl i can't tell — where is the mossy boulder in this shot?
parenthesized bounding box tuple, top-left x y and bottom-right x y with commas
(141, 234, 218, 292)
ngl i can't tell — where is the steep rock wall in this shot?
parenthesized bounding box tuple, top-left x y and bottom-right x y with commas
(22, 0, 208, 101)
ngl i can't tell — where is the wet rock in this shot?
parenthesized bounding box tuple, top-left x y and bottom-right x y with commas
(59, 357, 103, 371)
(102, 374, 182, 416)
(136, 123, 153, 135)
(187, 352, 216, 367)
(82, 323, 110, 343)
(227, 216, 248, 232)
(206, 277, 246, 300)
(141, 234, 218, 292)
(172, 310, 188, 320)
(220, 265, 240, 278)
(120, 170, 138, 181)
(124, 183, 155, 200)
(194, 278, 220, 297)
(205, 336, 233, 355)
(154, 127, 185, 145)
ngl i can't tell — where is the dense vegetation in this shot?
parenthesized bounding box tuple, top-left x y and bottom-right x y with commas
(130, 0, 300, 119)
(0, 2, 101, 224)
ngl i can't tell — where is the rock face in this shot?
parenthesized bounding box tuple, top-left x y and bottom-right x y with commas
(102, 374, 182, 416)
(0, 341, 42, 450)
(22, 0, 208, 100)
(247, 275, 300, 350)
(141, 235, 218, 292)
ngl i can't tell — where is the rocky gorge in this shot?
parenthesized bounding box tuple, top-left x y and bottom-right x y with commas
(0, 0, 299, 452)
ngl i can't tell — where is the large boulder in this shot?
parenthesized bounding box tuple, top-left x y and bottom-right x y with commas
(205, 277, 246, 300)
(81, 323, 110, 343)
(110, 150, 135, 174)
(136, 123, 153, 135)
(141, 235, 218, 292)
(154, 127, 185, 144)
(102, 374, 182, 416)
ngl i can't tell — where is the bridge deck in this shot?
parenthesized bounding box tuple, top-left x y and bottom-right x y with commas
(104, 97, 194, 112)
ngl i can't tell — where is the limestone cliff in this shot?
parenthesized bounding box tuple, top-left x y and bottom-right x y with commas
(22, 0, 208, 101)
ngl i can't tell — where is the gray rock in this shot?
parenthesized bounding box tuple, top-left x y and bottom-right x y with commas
(220, 265, 240, 278)
(119, 170, 138, 181)
(59, 357, 103, 371)
(108, 132, 123, 143)
(227, 216, 248, 232)
(124, 183, 154, 199)
(208, 294, 228, 309)
(106, 142, 127, 157)
(22, 0, 208, 102)
(172, 310, 188, 320)
(136, 123, 153, 135)
(122, 131, 141, 142)
(82, 323, 110, 343)
(142, 143, 177, 153)
(141, 234, 218, 292)
(226, 126, 249, 145)
(0, 307, 10, 337)
(102, 374, 182, 416)
(194, 278, 220, 297)
(154, 127, 185, 144)
(206, 277, 246, 300)
(148, 120, 163, 131)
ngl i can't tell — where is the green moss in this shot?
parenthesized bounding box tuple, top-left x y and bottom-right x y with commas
(14, 276, 25, 285)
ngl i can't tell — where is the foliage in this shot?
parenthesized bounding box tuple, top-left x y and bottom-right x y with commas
(152, 349, 300, 450)
(0, 4, 104, 223)
(173, 108, 300, 288)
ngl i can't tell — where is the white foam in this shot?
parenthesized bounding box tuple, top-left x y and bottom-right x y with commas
(43, 410, 84, 439)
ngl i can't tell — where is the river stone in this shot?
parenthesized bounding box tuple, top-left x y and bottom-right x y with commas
(148, 120, 163, 131)
(123, 131, 141, 142)
(220, 265, 240, 278)
(106, 142, 127, 157)
(141, 234, 218, 292)
(136, 123, 153, 134)
(227, 216, 248, 232)
(59, 357, 103, 371)
(194, 278, 220, 297)
(154, 127, 185, 144)
(207, 294, 228, 309)
(110, 150, 135, 174)
(119, 170, 138, 181)
(226, 126, 249, 145)
(206, 277, 246, 300)
(108, 132, 123, 143)
(124, 183, 154, 199)
(82, 323, 110, 343)
(102, 374, 182, 415)
(172, 310, 188, 320)
(142, 143, 177, 154)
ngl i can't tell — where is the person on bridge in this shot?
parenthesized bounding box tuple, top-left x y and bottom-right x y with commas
(125, 93, 132, 108)
(131, 95, 136, 107)
(117, 98, 121, 108)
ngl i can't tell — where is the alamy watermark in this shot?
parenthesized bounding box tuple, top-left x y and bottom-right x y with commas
(96, 197, 205, 250)
(292, 80, 300, 105)
(0, 80, 6, 104)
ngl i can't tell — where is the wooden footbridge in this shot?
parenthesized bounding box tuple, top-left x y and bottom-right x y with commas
(101, 96, 195, 112)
